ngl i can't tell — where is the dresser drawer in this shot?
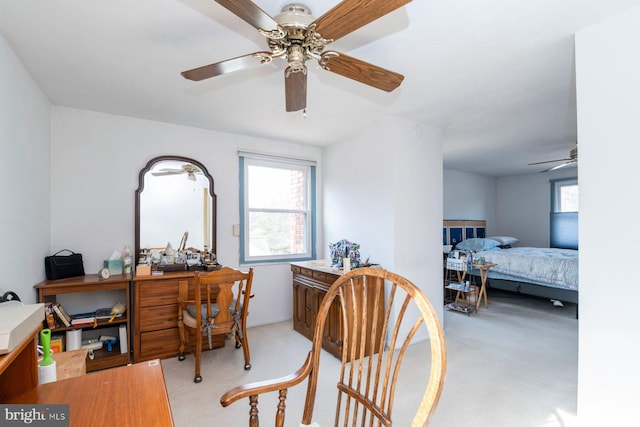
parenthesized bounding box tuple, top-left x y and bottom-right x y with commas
(299, 267, 313, 277)
(138, 280, 182, 307)
(312, 270, 327, 283)
(139, 305, 178, 332)
(138, 328, 226, 362)
(139, 328, 182, 361)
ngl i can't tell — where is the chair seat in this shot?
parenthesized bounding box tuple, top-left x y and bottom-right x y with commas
(184, 300, 241, 328)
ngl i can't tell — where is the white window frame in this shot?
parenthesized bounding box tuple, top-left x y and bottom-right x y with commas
(239, 152, 316, 264)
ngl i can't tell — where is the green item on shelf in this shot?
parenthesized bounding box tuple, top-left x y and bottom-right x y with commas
(40, 329, 54, 367)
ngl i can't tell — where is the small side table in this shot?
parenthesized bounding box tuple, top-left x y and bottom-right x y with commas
(474, 263, 496, 310)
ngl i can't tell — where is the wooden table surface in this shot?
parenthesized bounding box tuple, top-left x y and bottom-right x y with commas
(4, 359, 174, 426)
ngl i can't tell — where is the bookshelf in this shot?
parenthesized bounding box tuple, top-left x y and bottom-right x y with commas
(34, 274, 131, 372)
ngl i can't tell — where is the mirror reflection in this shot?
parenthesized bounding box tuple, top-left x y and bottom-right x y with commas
(135, 156, 217, 270)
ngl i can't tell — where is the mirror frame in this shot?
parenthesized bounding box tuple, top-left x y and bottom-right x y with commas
(135, 155, 217, 261)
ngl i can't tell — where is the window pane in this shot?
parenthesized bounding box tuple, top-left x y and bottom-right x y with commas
(248, 165, 306, 210)
(248, 211, 307, 256)
(559, 185, 578, 212)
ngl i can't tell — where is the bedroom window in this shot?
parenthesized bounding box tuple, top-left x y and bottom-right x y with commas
(553, 178, 578, 212)
(239, 152, 316, 264)
(550, 178, 578, 249)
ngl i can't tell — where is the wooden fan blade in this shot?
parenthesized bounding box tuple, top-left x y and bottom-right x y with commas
(285, 69, 307, 112)
(181, 52, 272, 81)
(214, 0, 279, 31)
(312, 0, 413, 41)
(528, 157, 572, 166)
(320, 51, 404, 92)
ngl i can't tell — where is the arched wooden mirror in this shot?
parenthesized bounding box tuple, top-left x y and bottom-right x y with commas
(135, 155, 216, 264)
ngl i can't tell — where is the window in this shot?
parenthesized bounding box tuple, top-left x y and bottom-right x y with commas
(550, 178, 578, 249)
(239, 153, 316, 263)
(552, 178, 578, 213)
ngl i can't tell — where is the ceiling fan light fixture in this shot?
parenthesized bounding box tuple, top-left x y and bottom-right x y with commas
(274, 3, 314, 28)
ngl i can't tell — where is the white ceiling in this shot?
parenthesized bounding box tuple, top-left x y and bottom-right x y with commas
(1, 0, 639, 176)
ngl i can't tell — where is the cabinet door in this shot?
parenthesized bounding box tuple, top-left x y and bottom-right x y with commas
(292, 279, 314, 340)
(315, 287, 344, 358)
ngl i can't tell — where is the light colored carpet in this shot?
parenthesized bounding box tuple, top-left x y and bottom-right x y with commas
(162, 289, 578, 426)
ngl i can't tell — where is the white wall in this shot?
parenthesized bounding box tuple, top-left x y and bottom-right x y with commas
(323, 126, 394, 267)
(0, 35, 51, 303)
(443, 169, 496, 233)
(495, 168, 576, 247)
(324, 118, 444, 338)
(576, 7, 640, 426)
(50, 106, 322, 326)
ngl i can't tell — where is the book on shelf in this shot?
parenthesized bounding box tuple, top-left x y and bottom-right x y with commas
(95, 307, 113, 320)
(71, 311, 96, 326)
(52, 303, 72, 327)
(56, 303, 73, 324)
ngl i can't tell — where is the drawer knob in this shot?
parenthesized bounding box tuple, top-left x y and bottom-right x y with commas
(306, 304, 311, 312)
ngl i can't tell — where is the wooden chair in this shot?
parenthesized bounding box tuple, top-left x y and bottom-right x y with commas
(177, 267, 254, 383)
(220, 267, 447, 426)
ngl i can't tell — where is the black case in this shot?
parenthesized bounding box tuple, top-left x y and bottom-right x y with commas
(44, 249, 85, 280)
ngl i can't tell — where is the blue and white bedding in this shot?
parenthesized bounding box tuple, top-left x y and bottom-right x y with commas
(475, 247, 578, 291)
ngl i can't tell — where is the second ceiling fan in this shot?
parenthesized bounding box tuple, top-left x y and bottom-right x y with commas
(181, 0, 412, 112)
(528, 147, 578, 173)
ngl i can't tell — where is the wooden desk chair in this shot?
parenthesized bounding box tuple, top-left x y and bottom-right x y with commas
(177, 267, 254, 383)
(220, 268, 446, 426)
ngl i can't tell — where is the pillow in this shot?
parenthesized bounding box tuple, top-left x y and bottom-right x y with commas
(488, 236, 519, 246)
(455, 238, 502, 252)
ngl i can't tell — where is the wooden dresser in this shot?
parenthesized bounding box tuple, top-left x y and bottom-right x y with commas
(132, 272, 224, 363)
(290, 260, 385, 359)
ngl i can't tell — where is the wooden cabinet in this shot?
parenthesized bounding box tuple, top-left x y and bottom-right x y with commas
(34, 275, 131, 372)
(291, 261, 384, 359)
(132, 272, 224, 363)
(0, 324, 40, 398)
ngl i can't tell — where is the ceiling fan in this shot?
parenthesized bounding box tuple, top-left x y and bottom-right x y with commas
(180, 0, 412, 112)
(528, 147, 578, 173)
(152, 164, 202, 181)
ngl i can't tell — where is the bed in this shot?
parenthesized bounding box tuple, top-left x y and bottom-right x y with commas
(443, 220, 579, 306)
(470, 245, 578, 304)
